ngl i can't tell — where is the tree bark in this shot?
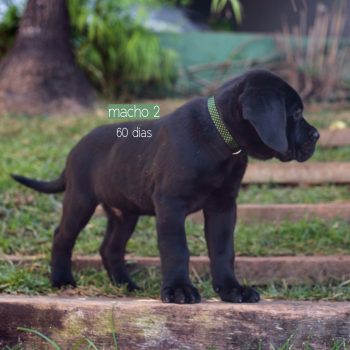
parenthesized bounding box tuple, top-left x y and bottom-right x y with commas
(0, 0, 94, 116)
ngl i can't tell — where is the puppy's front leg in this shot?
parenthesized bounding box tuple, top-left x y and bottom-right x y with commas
(155, 197, 201, 304)
(204, 202, 260, 303)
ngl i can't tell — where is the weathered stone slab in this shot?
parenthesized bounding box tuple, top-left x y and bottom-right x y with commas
(243, 162, 350, 184)
(319, 128, 350, 147)
(189, 203, 350, 223)
(4, 255, 350, 285)
(0, 296, 349, 349)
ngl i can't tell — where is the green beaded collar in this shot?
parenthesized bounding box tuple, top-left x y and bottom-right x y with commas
(207, 96, 241, 155)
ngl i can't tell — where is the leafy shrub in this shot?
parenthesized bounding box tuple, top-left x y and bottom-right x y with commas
(0, 4, 20, 59)
(69, 0, 178, 98)
(0, 0, 178, 98)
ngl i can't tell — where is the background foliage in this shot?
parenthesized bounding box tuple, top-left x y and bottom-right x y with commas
(0, 0, 178, 99)
(275, 1, 349, 102)
(69, 0, 178, 98)
(0, 0, 348, 101)
(0, 4, 19, 59)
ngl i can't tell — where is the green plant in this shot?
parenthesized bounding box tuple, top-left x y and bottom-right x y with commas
(11, 325, 350, 350)
(17, 327, 61, 350)
(211, 0, 243, 24)
(0, 3, 20, 59)
(17, 312, 119, 349)
(0, 0, 178, 99)
(68, 0, 178, 98)
(271, 335, 294, 350)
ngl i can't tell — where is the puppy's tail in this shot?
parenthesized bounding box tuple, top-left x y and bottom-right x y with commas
(11, 171, 66, 194)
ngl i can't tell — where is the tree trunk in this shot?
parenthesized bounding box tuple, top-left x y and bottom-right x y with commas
(0, 0, 94, 116)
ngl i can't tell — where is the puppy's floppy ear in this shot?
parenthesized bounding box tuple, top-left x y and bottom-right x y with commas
(240, 88, 288, 153)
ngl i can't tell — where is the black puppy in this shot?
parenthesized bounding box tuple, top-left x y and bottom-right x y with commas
(12, 69, 319, 304)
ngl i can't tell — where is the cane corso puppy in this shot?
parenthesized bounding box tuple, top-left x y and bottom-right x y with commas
(12, 69, 319, 303)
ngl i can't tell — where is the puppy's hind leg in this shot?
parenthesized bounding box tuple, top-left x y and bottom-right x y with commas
(51, 191, 97, 288)
(99, 205, 140, 291)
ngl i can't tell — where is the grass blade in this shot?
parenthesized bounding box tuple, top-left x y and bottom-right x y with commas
(17, 327, 61, 350)
(85, 338, 100, 350)
(111, 304, 118, 350)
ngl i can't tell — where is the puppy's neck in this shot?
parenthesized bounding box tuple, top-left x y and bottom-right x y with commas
(188, 97, 247, 163)
(207, 96, 242, 156)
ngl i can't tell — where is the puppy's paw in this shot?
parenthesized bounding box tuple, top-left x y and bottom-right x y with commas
(51, 271, 76, 289)
(161, 284, 201, 304)
(126, 281, 141, 292)
(219, 286, 260, 303)
(111, 275, 141, 292)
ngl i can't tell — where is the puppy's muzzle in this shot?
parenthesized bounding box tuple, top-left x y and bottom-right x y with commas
(296, 129, 319, 162)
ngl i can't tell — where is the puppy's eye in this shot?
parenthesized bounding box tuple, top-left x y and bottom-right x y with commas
(293, 109, 302, 121)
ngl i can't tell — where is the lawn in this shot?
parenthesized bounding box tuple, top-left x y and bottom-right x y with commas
(0, 104, 350, 300)
(1, 107, 350, 191)
(1, 189, 350, 256)
(1, 107, 349, 257)
(1, 261, 350, 301)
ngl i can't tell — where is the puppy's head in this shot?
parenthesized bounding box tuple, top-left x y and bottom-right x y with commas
(218, 69, 319, 162)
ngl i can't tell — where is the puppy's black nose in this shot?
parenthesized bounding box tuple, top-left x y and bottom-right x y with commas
(310, 130, 320, 141)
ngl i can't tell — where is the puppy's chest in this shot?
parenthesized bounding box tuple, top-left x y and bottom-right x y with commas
(196, 162, 245, 192)
(199, 173, 229, 190)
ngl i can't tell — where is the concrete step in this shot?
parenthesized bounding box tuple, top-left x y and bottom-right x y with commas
(189, 202, 350, 223)
(243, 162, 350, 185)
(1, 295, 349, 349)
(4, 255, 350, 285)
(95, 202, 350, 223)
(319, 128, 350, 147)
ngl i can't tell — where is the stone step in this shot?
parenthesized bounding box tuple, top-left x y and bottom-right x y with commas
(95, 202, 350, 223)
(319, 128, 350, 147)
(243, 162, 350, 185)
(1, 295, 349, 349)
(189, 202, 350, 223)
(4, 255, 350, 285)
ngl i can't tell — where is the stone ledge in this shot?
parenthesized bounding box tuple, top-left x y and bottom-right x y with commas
(189, 202, 350, 223)
(1, 296, 349, 349)
(4, 255, 350, 285)
(319, 128, 350, 147)
(243, 162, 350, 185)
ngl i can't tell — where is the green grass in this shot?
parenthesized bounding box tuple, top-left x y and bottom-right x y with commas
(5, 336, 350, 350)
(0, 114, 106, 189)
(305, 108, 350, 129)
(0, 189, 104, 255)
(1, 187, 350, 256)
(1, 105, 350, 350)
(1, 186, 350, 257)
(238, 184, 349, 204)
(0, 111, 349, 257)
(1, 261, 350, 301)
(7, 325, 350, 350)
(250, 145, 350, 163)
(128, 217, 350, 257)
(1, 110, 350, 191)
(311, 145, 350, 162)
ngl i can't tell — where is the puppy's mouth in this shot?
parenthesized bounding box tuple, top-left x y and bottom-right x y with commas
(296, 141, 317, 162)
(277, 143, 316, 163)
(276, 151, 293, 162)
